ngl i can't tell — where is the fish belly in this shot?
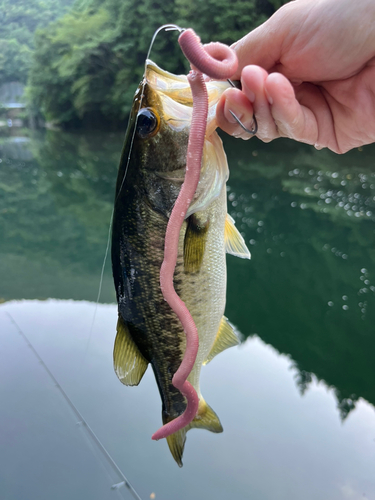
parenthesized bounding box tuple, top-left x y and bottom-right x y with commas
(177, 186, 227, 396)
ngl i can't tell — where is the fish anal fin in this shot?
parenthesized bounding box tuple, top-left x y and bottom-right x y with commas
(184, 213, 210, 273)
(113, 316, 148, 386)
(165, 397, 222, 467)
(225, 213, 251, 259)
(203, 316, 239, 365)
(190, 397, 223, 433)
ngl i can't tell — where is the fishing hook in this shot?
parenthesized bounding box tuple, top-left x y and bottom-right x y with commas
(118, 24, 188, 205)
(146, 24, 185, 69)
(118, 28, 258, 206)
(116, 24, 187, 204)
(227, 79, 258, 135)
(147, 28, 258, 136)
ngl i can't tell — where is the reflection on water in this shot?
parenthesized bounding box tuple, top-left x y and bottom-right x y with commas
(0, 132, 119, 302)
(1, 300, 375, 500)
(1, 131, 375, 497)
(223, 137, 375, 420)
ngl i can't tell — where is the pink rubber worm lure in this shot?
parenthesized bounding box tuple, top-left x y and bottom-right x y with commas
(152, 28, 238, 441)
(179, 28, 238, 80)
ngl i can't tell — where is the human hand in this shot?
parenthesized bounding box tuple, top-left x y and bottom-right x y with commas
(216, 0, 375, 153)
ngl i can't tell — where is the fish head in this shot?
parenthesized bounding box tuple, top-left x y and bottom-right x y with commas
(115, 60, 230, 218)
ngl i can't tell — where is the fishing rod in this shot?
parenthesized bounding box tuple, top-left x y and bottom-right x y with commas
(6, 311, 144, 500)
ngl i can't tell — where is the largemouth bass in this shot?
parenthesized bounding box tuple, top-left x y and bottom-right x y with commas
(111, 60, 250, 466)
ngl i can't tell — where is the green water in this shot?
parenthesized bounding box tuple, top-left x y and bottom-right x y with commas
(1, 131, 375, 499)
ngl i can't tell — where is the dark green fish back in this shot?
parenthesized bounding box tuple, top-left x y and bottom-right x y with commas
(111, 80, 190, 424)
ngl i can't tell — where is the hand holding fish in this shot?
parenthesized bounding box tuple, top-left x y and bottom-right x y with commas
(216, 0, 375, 154)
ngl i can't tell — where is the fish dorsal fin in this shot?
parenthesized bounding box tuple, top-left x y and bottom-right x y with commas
(184, 213, 210, 273)
(165, 397, 223, 467)
(203, 316, 239, 365)
(113, 316, 148, 386)
(225, 213, 251, 259)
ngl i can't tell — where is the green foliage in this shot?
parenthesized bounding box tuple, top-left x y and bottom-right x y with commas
(0, 39, 32, 83)
(26, 0, 281, 127)
(266, 0, 290, 8)
(177, 0, 268, 45)
(27, 7, 115, 124)
(27, 0, 189, 126)
(0, 0, 73, 85)
(3, 0, 293, 125)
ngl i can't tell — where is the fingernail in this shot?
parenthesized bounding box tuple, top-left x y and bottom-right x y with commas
(290, 79, 302, 86)
(265, 87, 273, 105)
(242, 81, 255, 103)
(224, 99, 243, 124)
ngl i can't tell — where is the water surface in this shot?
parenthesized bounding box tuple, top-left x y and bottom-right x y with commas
(1, 131, 374, 499)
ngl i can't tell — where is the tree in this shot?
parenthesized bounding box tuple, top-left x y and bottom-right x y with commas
(27, 0, 287, 127)
(0, 0, 73, 85)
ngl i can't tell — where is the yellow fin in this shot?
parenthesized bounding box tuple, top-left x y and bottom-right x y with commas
(190, 397, 223, 433)
(166, 428, 186, 468)
(166, 397, 223, 467)
(203, 316, 239, 365)
(225, 214, 251, 259)
(183, 213, 210, 273)
(113, 316, 148, 386)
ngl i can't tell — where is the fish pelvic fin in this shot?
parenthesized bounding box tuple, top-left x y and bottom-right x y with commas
(183, 213, 210, 273)
(113, 316, 148, 386)
(225, 213, 251, 259)
(165, 397, 223, 467)
(203, 316, 239, 365)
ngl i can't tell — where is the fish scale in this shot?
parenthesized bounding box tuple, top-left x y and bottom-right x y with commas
(111, 60, 250, 466)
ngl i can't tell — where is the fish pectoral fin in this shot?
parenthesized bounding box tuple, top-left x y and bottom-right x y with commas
(203, 316, 239, 365)
(183, 213, 210, 273)
(113, 316, 148, 386)
(165, 397, 223, 467)
(225, 213, 251, 259)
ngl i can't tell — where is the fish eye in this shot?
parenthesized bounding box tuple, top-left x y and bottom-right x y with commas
(136, 108, 159, 139)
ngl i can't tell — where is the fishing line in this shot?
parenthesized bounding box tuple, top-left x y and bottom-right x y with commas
(81, 206, 114, 375)
(94, 208, 114, 313)
(115, 24, 184, 204)
(6, 311, 143, 500)
(84, 22, 187, 420)
(94, 24, 187, 337)
(71, 24, 186, 483)
(145, 24, 184, 69)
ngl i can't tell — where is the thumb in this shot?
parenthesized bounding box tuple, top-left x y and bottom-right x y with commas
(230, 6, 290, 79)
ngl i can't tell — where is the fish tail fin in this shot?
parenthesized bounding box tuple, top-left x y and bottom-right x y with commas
(165, 397, 223, 467)
(166, 428, 187, 468)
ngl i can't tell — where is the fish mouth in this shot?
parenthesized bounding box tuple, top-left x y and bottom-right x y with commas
(145, 59, 230, 98)
(145, 59, 193, 106)
(144, 59, 230, 216)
